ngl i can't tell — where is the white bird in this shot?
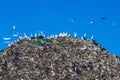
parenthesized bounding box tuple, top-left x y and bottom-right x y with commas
(83, 33, 86, 37)
(13, 33, 18, 37)
(91, 35, 94, 40)
(8, 43, 11, 47)
(12, 25, 16, 30)
(55, 34, 58, 38)
(34, 33, 37, 38)
(59, 33, 62, 36)
(17, 39, 20, 42)
(74, 32, 77, 37)
(19, 36, 24, 40)
(3, 37, 11, 40)
(63, 32, 68, 36)
(40, 31, 45, 37)
(90, 20, 94, 24)
(24, 33, 28, 38)
(70, 19, 75, 23)
(30, 33, 33, 37)
(50, 34, 54, 38)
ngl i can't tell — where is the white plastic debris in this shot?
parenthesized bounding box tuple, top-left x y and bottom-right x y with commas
(81, 45, 87, 50)
(51, 71, 55, 76)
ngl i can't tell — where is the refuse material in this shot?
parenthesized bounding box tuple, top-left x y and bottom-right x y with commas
(0, 36, 120, 80)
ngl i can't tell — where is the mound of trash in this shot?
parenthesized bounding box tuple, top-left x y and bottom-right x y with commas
(0, 36, 120, 80)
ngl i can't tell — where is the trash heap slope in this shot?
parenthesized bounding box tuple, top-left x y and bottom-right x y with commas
(0, 36, 120, 80)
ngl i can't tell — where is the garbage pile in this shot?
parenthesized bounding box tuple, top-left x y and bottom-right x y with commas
(0, 36, 120, 80)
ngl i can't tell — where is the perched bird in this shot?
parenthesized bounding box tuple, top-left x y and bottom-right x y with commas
(83, 33, 86, 37)
(74, 32, 77, 37)
(91, 35, 94, 40)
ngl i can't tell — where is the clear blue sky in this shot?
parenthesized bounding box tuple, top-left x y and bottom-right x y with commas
(0, 0, 120, 56)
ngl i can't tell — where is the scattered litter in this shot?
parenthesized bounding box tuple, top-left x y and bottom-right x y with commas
(0, 33, 119, 80)
(39, 40, 45, 45)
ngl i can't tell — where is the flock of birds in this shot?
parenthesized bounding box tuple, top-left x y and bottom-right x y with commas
(70, 17, 107, 24)
(1, 16, 119, 47)
(2, 25, 94, 47)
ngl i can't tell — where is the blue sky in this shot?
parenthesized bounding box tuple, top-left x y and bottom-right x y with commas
(0, 0, 120, 56)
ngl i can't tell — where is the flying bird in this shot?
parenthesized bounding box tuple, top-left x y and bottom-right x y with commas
(101, 17, 107, 20)
(13, 33, 18, 37)
(70, 19, 75, 23)
(3, 37, 11, 40)
(12, 25, 16, 30)
(90, 20, 94, 24)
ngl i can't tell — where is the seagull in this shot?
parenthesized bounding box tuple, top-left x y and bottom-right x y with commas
(83, 33, 86, 37)
(74, 32, 77, 37)
(59, 33, 62, 36)
(30, 33, 33, 37)
(8, 43, 11, 47)
(13, 33, 18, 37)
(12, 25, 16, 30)
(24, 33, 28, 38)
(3, 37, 11, 40)
(55, 34, 58, 38)
(34, 33, 37, 38)
(91, 35, 94, 40)
(90, 20, 94, 24)
(38, 31, 45, 37)
(101, 17, 107, 20)
(70, 19, 75, 23)
(19, 36, 24, 40)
